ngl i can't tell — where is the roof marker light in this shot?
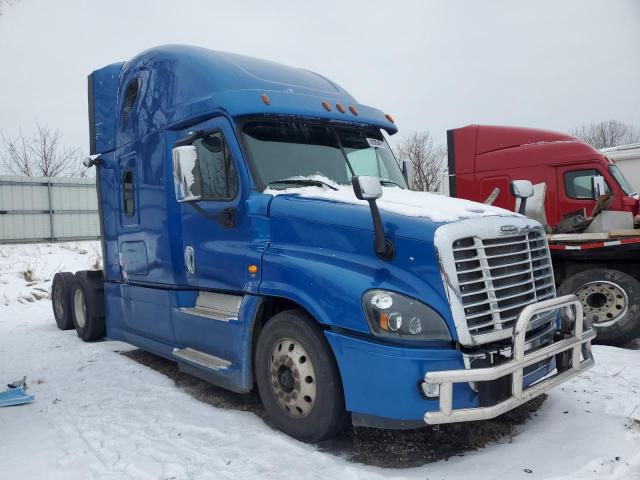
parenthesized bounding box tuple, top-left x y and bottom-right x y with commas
(322, 100, 332, 112)
(349, 105, 358, 116)
(336, 103, 346, 113)
(261, 93, 271, 106)
(385, 113, 395, 123)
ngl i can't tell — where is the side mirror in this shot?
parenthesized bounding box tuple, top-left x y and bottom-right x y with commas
(172, 146, 202, 203)
(510, 180, 534, 215)
(352, 175, 383, 200)
(82, 154, 101, 168)
(591, 176, 607, 199)
(510, 180, 534, 199)
(351, 176, 393, 260)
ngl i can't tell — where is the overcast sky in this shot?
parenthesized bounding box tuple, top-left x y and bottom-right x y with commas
(0, 0, 639, 156)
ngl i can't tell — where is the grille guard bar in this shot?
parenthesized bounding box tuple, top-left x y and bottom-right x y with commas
(423, 294, 595, 425)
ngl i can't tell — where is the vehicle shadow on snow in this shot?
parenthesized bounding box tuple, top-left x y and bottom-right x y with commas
(121, 349, 546, 468)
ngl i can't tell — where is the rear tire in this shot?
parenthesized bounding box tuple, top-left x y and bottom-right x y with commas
(254, 309, 347, 442)
(51, 272, 75, 330)
(558, 268, 640, 346)
(71, 270, 106, 342)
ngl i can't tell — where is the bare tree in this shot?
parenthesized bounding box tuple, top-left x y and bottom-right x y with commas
(395, 130, 446, 192)
(1, 124, 87, 177)
(570, 120, 640, 150)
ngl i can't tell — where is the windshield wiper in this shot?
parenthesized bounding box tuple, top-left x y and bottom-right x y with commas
(379, 179, 405, 188)
(268, 179, 338, 191)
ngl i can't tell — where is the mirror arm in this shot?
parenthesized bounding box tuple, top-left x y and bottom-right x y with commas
(518, 198, 527, 215)
(368, 199, 394, 260)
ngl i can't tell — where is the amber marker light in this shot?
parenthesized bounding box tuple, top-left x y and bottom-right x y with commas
(349, 105, 358, 116)
(379, 312, 389, 331)
(261, 93, 271, 106)
(385, 113, 395, 123)
(336, 102, 345, 113)
(322, 100, 332, 112)
(248, 264, 258, 274)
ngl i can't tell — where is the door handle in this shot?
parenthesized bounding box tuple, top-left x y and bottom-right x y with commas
(218, 208, 236, 228)
(184, 246, 195, 274)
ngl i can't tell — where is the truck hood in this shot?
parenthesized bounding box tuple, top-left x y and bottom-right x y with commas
(266, 185, 520, 242)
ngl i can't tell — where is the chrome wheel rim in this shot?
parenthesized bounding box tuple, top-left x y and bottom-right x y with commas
(269, 338, 317, 418)
(53, 283, 64, 318)
(74, 288, 87, 328)
(575, 280, 628, 328)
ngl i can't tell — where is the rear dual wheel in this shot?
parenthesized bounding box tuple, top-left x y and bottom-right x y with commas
(71, 270, 106, 342)
(52, 272, 75, 330)
(558, 268, 640, 346)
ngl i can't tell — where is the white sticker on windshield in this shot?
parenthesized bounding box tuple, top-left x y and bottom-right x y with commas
(366, 137, 385, 149)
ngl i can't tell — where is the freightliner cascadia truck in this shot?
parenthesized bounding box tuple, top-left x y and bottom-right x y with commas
(447, 125, 640, 346)
(50, 45, 594, 442)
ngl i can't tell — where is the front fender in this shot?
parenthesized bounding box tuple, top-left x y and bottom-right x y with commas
(259, 226, 456, 339)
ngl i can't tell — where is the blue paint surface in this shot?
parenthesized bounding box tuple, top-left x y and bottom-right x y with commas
(90, 45, 548, 424)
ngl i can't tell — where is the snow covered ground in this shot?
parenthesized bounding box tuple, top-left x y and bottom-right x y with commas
(1, 241, 639, 479)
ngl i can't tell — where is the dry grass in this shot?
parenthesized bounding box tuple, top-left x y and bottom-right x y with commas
(19, 268, 35, 283)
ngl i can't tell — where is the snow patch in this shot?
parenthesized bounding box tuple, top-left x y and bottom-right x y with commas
(0, 241, 101, 307)
(265, 176, 519, 223)
(0, 242, 639, 478)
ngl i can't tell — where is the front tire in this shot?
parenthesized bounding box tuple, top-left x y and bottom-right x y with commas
(558, 268, 640, 346)
(254, 309, 347, 442)
(71, 270, 106, 342)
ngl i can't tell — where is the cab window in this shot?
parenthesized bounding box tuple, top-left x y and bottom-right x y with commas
(121, 78, 141, 123)
(191, 132, 239, 200)
(564, 169, 610, 199)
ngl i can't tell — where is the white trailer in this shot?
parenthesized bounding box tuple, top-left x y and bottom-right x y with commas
(601, 144, 640, 192)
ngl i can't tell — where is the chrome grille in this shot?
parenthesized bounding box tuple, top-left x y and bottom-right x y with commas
(452, 229, 556, 338)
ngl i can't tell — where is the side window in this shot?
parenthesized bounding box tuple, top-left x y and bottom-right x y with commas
(347, 148, 391, 179)
(564, 169, 610, 199)
(122, 78, 141, 123)
(123, 170, 135, 216)
(191, 132, 239, 200)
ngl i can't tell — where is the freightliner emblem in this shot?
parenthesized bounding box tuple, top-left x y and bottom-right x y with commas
(499, 224, 529, 235)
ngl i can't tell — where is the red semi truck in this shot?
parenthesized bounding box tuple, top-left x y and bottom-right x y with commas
(446, 125, 640, 345)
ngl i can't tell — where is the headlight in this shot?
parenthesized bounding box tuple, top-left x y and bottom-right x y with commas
(362, 290, 452, 341)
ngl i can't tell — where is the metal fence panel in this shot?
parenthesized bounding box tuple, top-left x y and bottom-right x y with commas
(0, 175, 100, 243)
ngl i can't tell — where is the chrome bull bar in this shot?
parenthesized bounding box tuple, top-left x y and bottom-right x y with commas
(423, 294, 596, 425)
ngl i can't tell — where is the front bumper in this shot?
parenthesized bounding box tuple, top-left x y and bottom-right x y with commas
(423, 294, 595, 425)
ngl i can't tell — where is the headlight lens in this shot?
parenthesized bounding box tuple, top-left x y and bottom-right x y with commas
(363, 290, 452, 341)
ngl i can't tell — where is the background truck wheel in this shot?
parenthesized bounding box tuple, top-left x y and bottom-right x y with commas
(51, 272, 75, 330)
(558, 268, 640, 346)
(71, 270, 106, 342)
(254, 309, 347, 442)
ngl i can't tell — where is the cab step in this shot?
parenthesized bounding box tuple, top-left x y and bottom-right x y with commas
(172, 347, 231, 371)
(179, 291, 242, 322)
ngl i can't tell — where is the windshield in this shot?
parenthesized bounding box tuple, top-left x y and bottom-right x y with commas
(241, 121, 407, 190)
(609, 164, 636, 196)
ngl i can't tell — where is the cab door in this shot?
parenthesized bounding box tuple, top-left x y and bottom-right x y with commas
(556, 165, 611, 220)
(174, 116, 251, 293)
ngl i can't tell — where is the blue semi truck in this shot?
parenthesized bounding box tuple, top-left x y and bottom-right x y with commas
(50, 45, 595, 442)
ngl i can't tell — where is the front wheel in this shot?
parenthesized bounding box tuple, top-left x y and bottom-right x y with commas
(558, 268, 640, 346)
(254, 310, 347, 442)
